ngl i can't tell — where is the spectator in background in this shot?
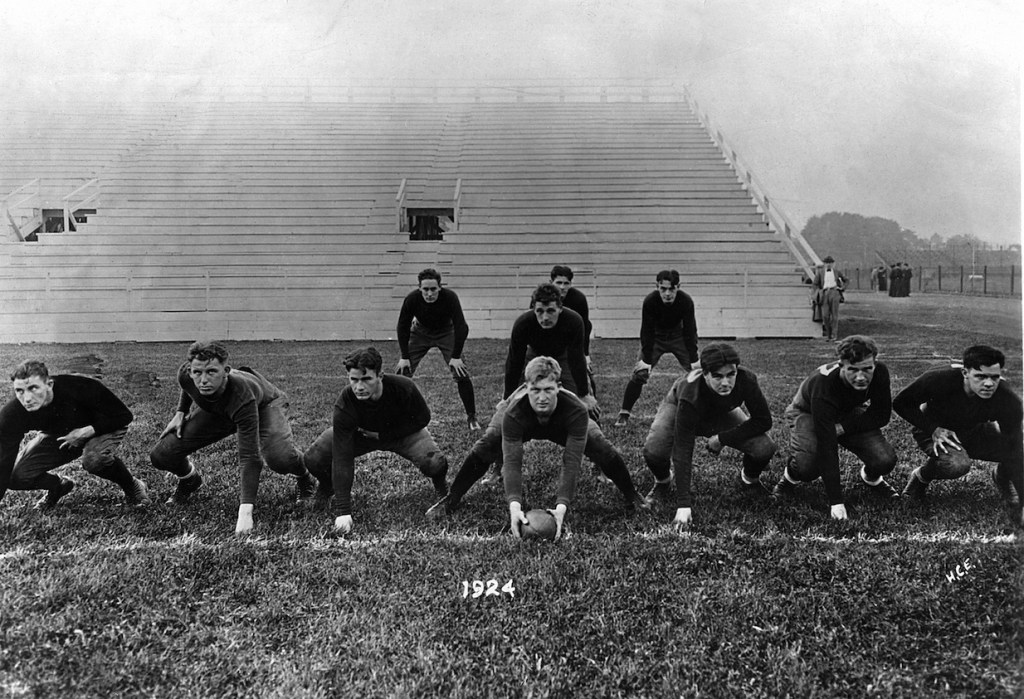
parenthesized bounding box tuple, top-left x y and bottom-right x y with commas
(888, 264, 900, 298)
(813, 256, 846, 342)
(902, 263, 913, 297)
(876, 265, 889, 294)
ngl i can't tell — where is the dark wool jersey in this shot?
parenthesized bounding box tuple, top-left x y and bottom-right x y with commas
(639, 290, 699, 364)
(893, 366, 1023, 440)
(396, 287, 469, 359)
(671, 367, 772, 508)
(790, 361, 892, 505)
(331, 374, 431, 515)
(561, 287, 592, 356)
(501, 385, 589, 508)
(0, 375, 133, 499)
(504, 307, 589, 399)
(175, 364, 283, 502)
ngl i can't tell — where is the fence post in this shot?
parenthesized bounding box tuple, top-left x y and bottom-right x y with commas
(1012, 265, 1015, 295)
(960, 266, 964, 293)
(918, 266, 922, 291)
(983, 265, 988, 295)
(937, 265, 942, 291)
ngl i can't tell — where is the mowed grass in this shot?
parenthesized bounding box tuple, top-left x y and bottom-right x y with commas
(0, 291, 1021, 698)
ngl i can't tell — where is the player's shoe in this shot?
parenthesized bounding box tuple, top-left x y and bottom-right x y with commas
(34, 477, 75, 511)
(644, 480, 672, 506)
(295, 471, 317, 503)
(594, 466, 614, 486)
(430, 474, 449, 498)
(624, 492, 652, 512)
(992, 466, 1020, 507)
(167, 471, 203, 505)
(425, 494, 454, 520)
(123, 478, 151, 508)
(467, 415, 481, 431)
(861, 467, 899, 499)
(613, 412, 630, 428)
(902, 468, 929, 502)
(771, 476, 798, 499)
(310, 482, 333, 511)
(737, 468, 770, 496)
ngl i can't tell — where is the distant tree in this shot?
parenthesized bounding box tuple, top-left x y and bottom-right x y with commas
(801, 212, 927, 268)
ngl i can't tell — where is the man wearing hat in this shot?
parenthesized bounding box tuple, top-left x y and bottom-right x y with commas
(641, 343, 776, 531)
(813, 256, 845, 341)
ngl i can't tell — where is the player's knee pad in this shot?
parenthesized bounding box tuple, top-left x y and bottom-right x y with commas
(631, 368, 651, 384)
(932, 451, 971, 479)
(422, 452, 448, 478)
(748, 438, 777, 464)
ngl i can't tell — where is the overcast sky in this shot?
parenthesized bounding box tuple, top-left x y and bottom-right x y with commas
(2, 0, 1019, 245)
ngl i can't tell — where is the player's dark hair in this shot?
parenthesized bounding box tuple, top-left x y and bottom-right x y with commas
(418, 268, 442, 285)
(835, 335, 878, 364)
(525, 356, 561, 383)
(962, 345, 1005, 370)
(10, 360, 49, 382)
(700, 343, 740, 374)
(656, 269, 680, 287)
(344, 347, 383, 375)
(531, 283, 563, 308)
(188, 341, 229, 364)
(550, 265, 574, 282)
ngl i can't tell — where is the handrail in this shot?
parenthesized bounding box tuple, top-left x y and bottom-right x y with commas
(453, 178, 462, 230)
(62, 178, 100, 233)
(2, 178, 41, 241)
(683, 87, 820, 279)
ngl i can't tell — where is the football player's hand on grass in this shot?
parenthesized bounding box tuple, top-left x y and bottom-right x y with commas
(830, 503, 848, 521)
(672, 507, 692, 533)
(394, 359, 412, 377)
(582, 394, 601, 421)
(546, 504, 567, 539)
(160, 411, 187, 439)
(705, 435, 723, 455)
(235, 504, 254, 535)
(334, 515, 353, 535)
(508, 502, 528, 538)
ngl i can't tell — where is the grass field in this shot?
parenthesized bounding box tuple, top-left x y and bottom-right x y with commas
(0, 291, 1022, 698)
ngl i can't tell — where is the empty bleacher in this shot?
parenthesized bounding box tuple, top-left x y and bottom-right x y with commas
(1, 95, 816, 342)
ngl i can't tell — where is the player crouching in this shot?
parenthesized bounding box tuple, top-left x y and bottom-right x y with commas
(428, 356, 647, 538)
(149, 341, 317, 534)
(0, 360, 150, 511)
(772, 335, 899, 520)
(303, 347, 449, 536)
(642, 344, 776, 531)
(894, 345, 1022, 526)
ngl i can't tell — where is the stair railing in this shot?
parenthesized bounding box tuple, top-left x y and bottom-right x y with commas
(63, 178, 100, 233)
(2, 178, 41, 241)
(683, 87, 820, 279)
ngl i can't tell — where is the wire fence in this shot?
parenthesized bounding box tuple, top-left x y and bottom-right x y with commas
(849, 265, 1019, 297)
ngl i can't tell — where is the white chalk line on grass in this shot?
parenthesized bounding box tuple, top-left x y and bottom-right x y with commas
(0, 529, 1017, 561)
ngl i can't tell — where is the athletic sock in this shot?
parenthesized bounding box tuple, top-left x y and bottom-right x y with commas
(180, 464, 197, 480)
(860, 465, 882, 486)
(911, 466, 929, 484)
(740, 470, 757, 485)
(782, 467, 799, 485)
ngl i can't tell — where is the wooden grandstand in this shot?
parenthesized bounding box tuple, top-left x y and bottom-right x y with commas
(1, 86, 819, 342)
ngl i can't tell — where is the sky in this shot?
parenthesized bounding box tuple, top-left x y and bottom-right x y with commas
(2, 0, 1020, 245)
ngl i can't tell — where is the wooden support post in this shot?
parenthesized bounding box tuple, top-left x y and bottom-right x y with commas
(937, 265, 942, 291)
(960, 266, 964, 293)
(918, 266, 922, 291)
(1011, 265, 1015, 295)
(983, 265, 988, 294)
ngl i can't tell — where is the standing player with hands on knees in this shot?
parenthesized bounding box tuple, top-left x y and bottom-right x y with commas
(428, 356, 647, 537)
(304, 347, 449, 536)
(615, 269, 699, 427)
(149, 341, 317, 535)
(0, 360, 149, 511)
(895, 345, 1023, 525)
(395, 268, 479, 431)
(642, 344, 776, 531)
(772, 335, 899, 519)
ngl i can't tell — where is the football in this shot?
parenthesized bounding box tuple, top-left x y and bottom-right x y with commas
(520, 509, 558, 540)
